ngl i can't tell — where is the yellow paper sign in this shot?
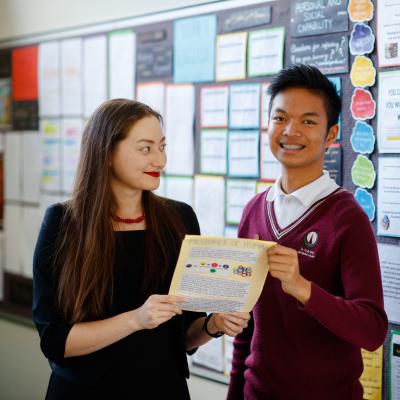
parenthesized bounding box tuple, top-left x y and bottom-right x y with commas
(360, 346, 383, 400)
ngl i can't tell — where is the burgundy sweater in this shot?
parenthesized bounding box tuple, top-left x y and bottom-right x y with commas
(227, 188, 387, 400)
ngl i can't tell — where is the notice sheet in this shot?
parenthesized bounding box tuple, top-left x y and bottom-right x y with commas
(169, 235, 275, 313)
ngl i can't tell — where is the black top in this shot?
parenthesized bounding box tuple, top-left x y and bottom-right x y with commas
(32, 199, 205, 399)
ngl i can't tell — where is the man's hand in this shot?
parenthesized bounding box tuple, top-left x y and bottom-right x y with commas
(267, 244, 311, 305)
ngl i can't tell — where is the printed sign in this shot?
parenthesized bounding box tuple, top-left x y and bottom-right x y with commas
(136, 25, 173, 81)
(290, 0, 349, 37)
(219, 5, 272, 33)
(12, 101, 38, 130)
(323, 144, 342, 185)
(290, 33, 349, 74)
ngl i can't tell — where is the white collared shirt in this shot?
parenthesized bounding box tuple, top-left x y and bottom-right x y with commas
(266, 171, 339, 229)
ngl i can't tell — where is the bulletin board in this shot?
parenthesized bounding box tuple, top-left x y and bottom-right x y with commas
(0, 0, 399, 397)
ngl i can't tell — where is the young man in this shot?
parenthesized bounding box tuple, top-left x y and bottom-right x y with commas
(227, 65, 388, 400)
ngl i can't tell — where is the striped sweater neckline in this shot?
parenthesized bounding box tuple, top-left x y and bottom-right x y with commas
(264, 187, 346, 241)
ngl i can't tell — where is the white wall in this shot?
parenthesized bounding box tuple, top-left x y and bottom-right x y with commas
(0, 0, 217, 40)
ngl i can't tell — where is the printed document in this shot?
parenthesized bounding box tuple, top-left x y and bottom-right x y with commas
(169, 235, 275, 312)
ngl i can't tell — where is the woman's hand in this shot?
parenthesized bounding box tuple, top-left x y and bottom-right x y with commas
(209, 312, 251, 337)
(65, 296, 183, 357)
(132, 294, 184, 330)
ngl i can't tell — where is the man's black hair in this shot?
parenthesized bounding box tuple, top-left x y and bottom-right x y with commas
(268, 64, 342, 129)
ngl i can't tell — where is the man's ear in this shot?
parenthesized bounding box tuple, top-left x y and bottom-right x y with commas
(325, 124, 339, 147)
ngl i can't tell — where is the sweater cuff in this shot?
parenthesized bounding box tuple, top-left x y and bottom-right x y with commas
(41, 322, 74, 365)
(226, 372, 245, 400)
(300, 282, 334, 319)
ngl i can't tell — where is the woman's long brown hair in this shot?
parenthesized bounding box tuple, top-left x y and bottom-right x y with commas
(56, 99, 185, 323)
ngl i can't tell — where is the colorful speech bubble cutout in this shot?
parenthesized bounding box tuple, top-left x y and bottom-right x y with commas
(350, 23, 375, 55)
(350, 121, 375, 154)
(354, 188, 375, 221)
(351, 154, 376, 189)
(350, 88, 376, 120)
(350, 56, 376, 87)
(348, 0, 374, 22)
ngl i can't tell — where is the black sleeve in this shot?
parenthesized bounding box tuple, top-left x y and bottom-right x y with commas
(32, 203, 74, 365)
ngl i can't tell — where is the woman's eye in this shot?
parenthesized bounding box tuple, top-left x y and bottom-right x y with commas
(160, 143, 167, 151)
(141, 146, 151, 153)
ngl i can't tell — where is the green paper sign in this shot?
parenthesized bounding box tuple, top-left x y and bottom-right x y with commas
(351, 154, 376, 189)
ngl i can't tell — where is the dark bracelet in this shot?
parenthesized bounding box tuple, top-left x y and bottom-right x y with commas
(203, 313, 224, 338)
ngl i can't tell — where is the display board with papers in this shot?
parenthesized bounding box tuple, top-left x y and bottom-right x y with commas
(0, 0, 399, 392)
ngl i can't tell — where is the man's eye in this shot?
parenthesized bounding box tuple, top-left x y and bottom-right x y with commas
(272, 116, 285, 122)
(304, 120, 316, 125)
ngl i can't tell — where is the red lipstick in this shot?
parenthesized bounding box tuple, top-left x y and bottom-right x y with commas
(144, 171, 160, 177)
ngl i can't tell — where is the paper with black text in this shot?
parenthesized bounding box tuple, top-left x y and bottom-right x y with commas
(360, 347, 383, 400)
(169, 235, 275, 313)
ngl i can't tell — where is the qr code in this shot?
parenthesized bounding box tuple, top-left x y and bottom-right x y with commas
(385, 42, 398, 59)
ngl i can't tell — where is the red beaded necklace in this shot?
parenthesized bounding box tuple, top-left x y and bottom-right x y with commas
(110, 211, 145, 224)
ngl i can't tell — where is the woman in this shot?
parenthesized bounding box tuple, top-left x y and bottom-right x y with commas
(32, 99, 250, 399)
